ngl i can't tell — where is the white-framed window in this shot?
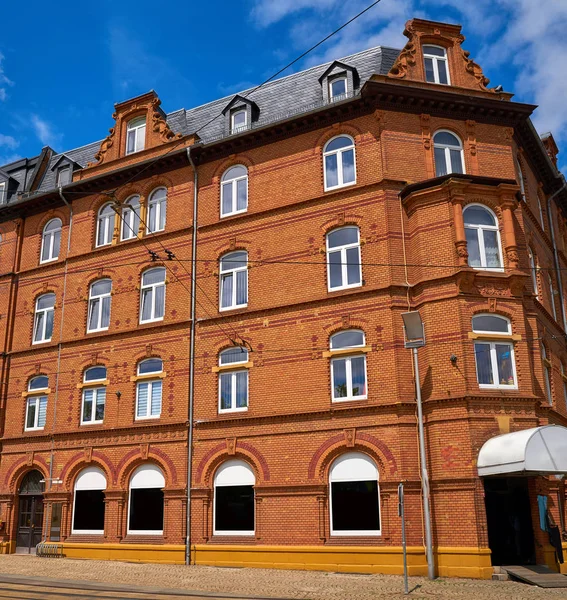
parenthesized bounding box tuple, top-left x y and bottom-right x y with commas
(126, 116, 146, 155)
(220, 251, 248, 311)
(433, 130, 464, 177)
(548, 274, 558, 321)
(128, 464, 164, 535)
(326, 226, 361, 291)
(213, 459, 255, 536)
(542, 343, 553, 405)
(329, 76, 347, 101)
(96, 203, 115, 247)
(221, 166, 248, 217)
(40, 218, 62, 263)
(528, 247, 539, 298)
(136, 359, 163, 420)
(329, 452, 380, 536)
(472, 314, 517, 389)
(81, 367, 107, 425)
(537, 194, 545, 230)
(0, 181, 6, 204)
(140, 267, 166, 323)
(121, 195, 141, 240)
(231, 109, 247, 134)
(219, 347, 249, 413)
(515, 156, 525, 200)
(330, 330, 367, 402)
(72, 467, 106, 535)
(25, 377, 48, 432)
(323, 135, 356, 191)
(463, 204, 503, 271)
(147, 188, 166, 233)
(33, 293, 55, 344)
(87, 279, 112, 333)
(423, 45, 450, 85)
(57, 166, 71, 186)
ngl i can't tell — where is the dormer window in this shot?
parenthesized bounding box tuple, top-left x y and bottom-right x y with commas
(231, 110, 247, 134)
(329, 76, 347, 102)
(126, 116, 146, 154)
(0, 181, 5, 204)
(423, 45, 450, 85)
(57, 166, 71, 186)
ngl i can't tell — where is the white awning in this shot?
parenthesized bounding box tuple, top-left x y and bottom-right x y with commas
(478, 425, 567, 476)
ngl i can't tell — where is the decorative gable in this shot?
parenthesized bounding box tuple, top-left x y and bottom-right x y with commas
(389, 19, 496, 93)
(318, 61, 358, 104)
(221, 95, 259, 136)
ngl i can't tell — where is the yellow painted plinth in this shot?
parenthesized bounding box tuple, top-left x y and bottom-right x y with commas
(62, 542, 185, 564)
(0, 541, 15, 554)
(436, 546, 493, 579)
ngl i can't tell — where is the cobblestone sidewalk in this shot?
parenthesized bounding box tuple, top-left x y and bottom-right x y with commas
(0, 556, 567, 599)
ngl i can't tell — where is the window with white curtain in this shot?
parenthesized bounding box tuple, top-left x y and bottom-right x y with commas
(423, 45, 450, 85)
(40, 218, 62, 263)
(72, 467, 106, 535)
(433, 131, 464, 176)
(220, 252, 248, 311)
(25, 377, 48, 431)
(121, 195, 141, 240)
(87, 279, 112, 333)
(330, 330, 367, 401)
(323, 136, 356, 190)
(140, 268, 166, 323)
(33, 293, 55, 344)
(463, 204, 503, 271)
(147, 188, 167, 233)
(81, 367, 107, 425)
(326, 226, 361, 291)
(219, 347, 249, 413)
(472, 315, 517, 389)
(329, 452, 380, 536)
(221, 166, 248, 217)
(136, 359, 163, 419)
(96, 203, 115, 247)
(214, 459, 255, 536)
(128, 464, 164, 535)
(126, 116, 146, 154)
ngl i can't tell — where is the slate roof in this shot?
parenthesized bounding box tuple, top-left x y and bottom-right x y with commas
(1, 44, 400, 200)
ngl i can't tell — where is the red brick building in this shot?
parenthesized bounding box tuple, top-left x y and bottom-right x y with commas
(0, 18, 567, 578)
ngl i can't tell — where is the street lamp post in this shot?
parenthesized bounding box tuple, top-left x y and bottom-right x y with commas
(401, 311, 435, 580)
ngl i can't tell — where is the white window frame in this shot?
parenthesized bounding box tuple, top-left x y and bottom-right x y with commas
(323, 135, 357, 191)
(326, 226, 362, 291)
(96, 203, 115, 248)
(24, 395, 47, 431)
(463, 204, 504, 272)
(81, 368, 107, 426)
(127, 464, 165, 536)
(219, 252, 248, 311)
(40, 218, 62, 264)
(231, 109, 247, 134)
(329, 76, 347, 101)
(57, 166, 71, 187)
(220, 166, 248, 218)
(135, 360, 163, 420)
(213, 460, 255, 537)
(537, 194, 545, 230)
(528, 247, 539, 298)
(139, 268, 166, 324)
(330, 330, 368, 402)
(121, 196, 141, 241)
(515, 156, 525, 200)
(0, 181, 6, 204)
(126, 117, 146, 155)
(146, 188, 167, 234)
(423, 45, 450, 85)
(542, 344, 553, 405)
(71, 467, 107, 535)
(33, 294, 55, 344)
(548, 275, 558, 321)
(433, 130, 465, 176)
(218, 369, 248, 414)
(87, 279, 112, 333)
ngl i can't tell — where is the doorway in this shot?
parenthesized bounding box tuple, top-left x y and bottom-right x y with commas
(16, 470, 45, 554)
(484, 477, 535, 565)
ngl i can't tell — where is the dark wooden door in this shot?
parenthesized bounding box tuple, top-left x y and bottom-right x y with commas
(16, 470, 45, 553)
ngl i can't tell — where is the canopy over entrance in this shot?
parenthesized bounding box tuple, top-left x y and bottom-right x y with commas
(478, 425, 567, 477)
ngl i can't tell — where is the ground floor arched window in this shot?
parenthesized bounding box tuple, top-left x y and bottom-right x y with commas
(214, 459, 255, 536)
(128, 464, 165, 535)
(72, 466, 106, 535)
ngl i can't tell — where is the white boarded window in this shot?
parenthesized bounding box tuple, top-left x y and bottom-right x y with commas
(214, 459, 255, 536)
(128, 464, 165, 535)
(72, 467, 106, 535)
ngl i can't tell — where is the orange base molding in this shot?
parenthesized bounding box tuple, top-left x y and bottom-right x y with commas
(62, 542, 185, 564)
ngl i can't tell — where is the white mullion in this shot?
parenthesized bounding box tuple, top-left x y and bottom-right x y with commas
(478, 227, 487, 268)
(231, 372, 237, 410)
(151, 284, 157, 319)
(433, 59, 440, 84)
(341, 247, 348, 287)
(337, 150, 344, 186)
(232, 180, 238, 213)
(232, 271, 237, 307)
(346, 357, 353, 398)
(490, 344, 499, 386)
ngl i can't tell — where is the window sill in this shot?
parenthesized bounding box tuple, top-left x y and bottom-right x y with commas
(139, 318, 165, 325)
(478, 385, 518, 391)
(87, 328, 110, 335)
(39, 258, 59, 265)
(212, 362, 253, 373)
(219, 304, 248, 313)
(332, 396, 368, 403)
(32, 339, 53, 346)
(221, 209, 248, 219)
(130, 372, 167, 382)
(323, 346, 371, 358)
(212, 531, 255, 537)
(330, 531, 381, 537)
(324, 181, 357, 193)
(219, 407, 249, 415)
(135, 415, 162, 421)
(76, 380, 109, 389)
(22, 388, 51, 397)
(80, 420, 105, 426)
(468, 332, 521, 341)
(24, 427, 45, 432)
(126, 530, 164, 536)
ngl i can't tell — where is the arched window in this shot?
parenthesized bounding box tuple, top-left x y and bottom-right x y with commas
(96, 203, 115, 248)
(140, 267, 166, 323)
(463, 204, 503, 270)
(330, 330, 367, 401)
(126, 116, 146, 155)
(528, 247, 539, 298)
(537, 192, 545, 230)
(40, 218, 62, 263)
(423, 45, 449, 85)
(33, 293, 55, 344)
(220, 251, 248, 311)
(72, 467, 106, 535)
(329, 452, 380, 536)
(81, 367, 107, 425)
(329, 75, 347, 101)
(87, 279, 112, 333)
(326, 226, 361, 291)
(136, 359, 163, 419)
(433, 131, 464, 176)
(323, 136, 356, 191)
(147, 188, 166, 233)
(548, 274, 558, 321)
(472, 315, 517, 389)
(219, 348, 249, 413)
(121, 195, 140, 241)
(214, 459, 255, 536)
(128, 464, 164, 535)
(515, 155, 525, 200)
(221, 166, 248, 217)
(541, 343, 553, 405)
(25, 377, 48, 431)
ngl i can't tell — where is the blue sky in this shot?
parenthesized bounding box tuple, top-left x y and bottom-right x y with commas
(1, 0, 566, 172)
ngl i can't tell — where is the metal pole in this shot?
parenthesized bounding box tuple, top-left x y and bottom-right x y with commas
(413, 346, 435, 580)
(399, 482, 409, 595)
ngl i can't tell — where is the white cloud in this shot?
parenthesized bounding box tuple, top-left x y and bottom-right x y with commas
(30, 114, 62, 147)
(0, 52, 14, 101)
(0, 133, 18, 149)
(0, 133, 20, 166)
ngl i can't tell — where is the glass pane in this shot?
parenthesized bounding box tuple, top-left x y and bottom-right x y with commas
(73, 490, 105, 532)
(223, 166, 247, 181)
(141, 289, 153, 321)
(328, 250, 342, 288)
(222, 181, 233, 215)
(29, 376, 48, 390)
(83, 390, 93, 422)
(34, 312, 44, 342)
(221, 273, 233, 309)
(424, 46, 445, 57)
(236, 372, 248, 408)
(53, 230, 61, 259)
(95, 389, 105, 421)
(325, 136, 353, 152)
(154, 284, 165, 318)
(101, 296, 111, 328)
(88, 298, 100, 331)
(325, 153, 339, 188)
(483, 230, 501, 268)
(465, 228, 481, 267)
(142, 268, 165, 286)
(151, 381, 162, 416)
(135, 125, 146, 152)
(424, 57, 435, 82)
(221, 252, 247, 271)
(475, 343, 493, 385)
(220, 347, 248, 365)
(236, 270, 247, 305)
(434, 147, 447, 176)
(495, 344, 515, 386)
(37, 294, 55, 309)
(41, 235, 51, 262)
(148, 202, 157, 232)
(327, 227, 358, 248)
(438, 60, 449, 84)
(350, 357, 366, 397)
(158, 199, 166, 230)
(236, 179, 247, 211)
(220, 373, 232, 410)
(122, 209, 134, 239)
(434, 131, 460, 146)
(215, 485, 254, 532)
(137, 383, 148, 417)
(330, 78, 346, 98)
(331, 481, 379, 531)
(139, 358, 163, 374)
(449, 148, 463, 173)
(472, 315, 509, 333)
(45, 309, 54, 340)
(233, 111, 246, 128)
(126, 130, 136, 154)
(129, 488, 163, 532)
(332, 359, 347, 398)
(85, 366, 106, 382)
(346, 246, 361, 285)
(341, 149, 355, 183)
(331, 330, 364, 349)
(38, 397, 47, 427)
(26, 400, 37, 429)
(463, 206, 496, 227)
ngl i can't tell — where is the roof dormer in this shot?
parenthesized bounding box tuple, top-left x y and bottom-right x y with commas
(0, 168, 17, 205)
(319, 61, 358, 104)
(50, 154, 82, 187)
(221, 95, 259, 136)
